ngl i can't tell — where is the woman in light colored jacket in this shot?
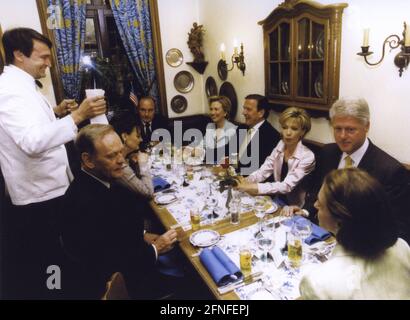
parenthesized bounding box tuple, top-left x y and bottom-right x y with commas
(203, 96, 237, 164)
(236, 107, 315, 207)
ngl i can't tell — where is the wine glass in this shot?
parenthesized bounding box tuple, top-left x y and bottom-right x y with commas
(205, 192, 218, 225)
(254, 196, 266, 233)
(294, 218, 312, 263)
(259, 215, 276, 266)
(172, 164, 185, 192)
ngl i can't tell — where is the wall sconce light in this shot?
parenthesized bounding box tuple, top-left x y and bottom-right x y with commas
(219, 40, 246, 76)
(357, 22, 410, 77)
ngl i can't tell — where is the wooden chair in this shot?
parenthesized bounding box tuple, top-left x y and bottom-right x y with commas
(101, 272, 130, 300)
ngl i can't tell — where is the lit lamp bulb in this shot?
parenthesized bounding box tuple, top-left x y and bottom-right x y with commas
(233, 39, 238, 55)
(220, 43, 226, 61)
(82, 55, 92, 67)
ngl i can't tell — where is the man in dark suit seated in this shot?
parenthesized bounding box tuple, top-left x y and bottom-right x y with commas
(285, 98, 409, 243)
(234, 94, 280, 176)
(135, 96, 171, 146)
(60, 124, 178, 299)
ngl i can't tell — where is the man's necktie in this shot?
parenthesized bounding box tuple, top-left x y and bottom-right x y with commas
(144, 122, 152, 141)
(344, 155, 353, 168)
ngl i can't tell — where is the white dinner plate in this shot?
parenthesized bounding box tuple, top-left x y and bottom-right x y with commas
(189, 229, 220, 247)
(265, 202, 279, 214)
(155, 193, 177, 205)
(241, 196, 254, 206)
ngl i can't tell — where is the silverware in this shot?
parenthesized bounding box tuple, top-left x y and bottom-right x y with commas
(217, 272, 263, 295)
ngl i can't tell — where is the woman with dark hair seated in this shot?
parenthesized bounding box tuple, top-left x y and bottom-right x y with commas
(300, 168, 410, 299)
(110, 111, 154, 198)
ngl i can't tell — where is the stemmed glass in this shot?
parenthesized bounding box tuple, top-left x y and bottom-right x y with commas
(254, 196, 267, 233)
(205, 191, 218, 225)
(259, 215, 276, 266)
(172, 164, 185, 192)
(294, 219, 312, 263)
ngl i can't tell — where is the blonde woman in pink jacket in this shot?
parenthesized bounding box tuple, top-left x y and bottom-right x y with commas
(236, 107, 315, 207)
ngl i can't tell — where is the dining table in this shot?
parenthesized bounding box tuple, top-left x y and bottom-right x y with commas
(148, 148, 335, 300)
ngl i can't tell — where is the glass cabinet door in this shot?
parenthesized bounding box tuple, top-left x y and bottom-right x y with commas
(295, 17, 325, 100)
(268, 21, 291, 97)
(261, 0, 347, 114)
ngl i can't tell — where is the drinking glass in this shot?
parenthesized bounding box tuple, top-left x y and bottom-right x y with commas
(254, 196, 267, 233)
(229, 199, 240, 225)
(279, 218, 294, 254)
(172, 164, 185, 191)
(239, 245, 252, 276)
(294, 219, 312, 262)
(259, 215, 276, 265)
(205, 193, 218, 225)
(190, 208, 201, 231)
(287, 227, 302, 269)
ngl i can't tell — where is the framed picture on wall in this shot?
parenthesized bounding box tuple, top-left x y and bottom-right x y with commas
(0, 23, 5, 74)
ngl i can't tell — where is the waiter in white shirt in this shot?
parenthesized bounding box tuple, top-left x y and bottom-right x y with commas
(0, 27, 106, 299)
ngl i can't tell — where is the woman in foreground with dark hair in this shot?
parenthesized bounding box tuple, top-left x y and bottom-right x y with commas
(110, 111, 154, 198)
(300, 168, 410, 299)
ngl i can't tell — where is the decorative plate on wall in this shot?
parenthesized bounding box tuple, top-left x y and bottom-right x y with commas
(217, 60, 228, 81)
(170, 95, 188, 114)
(219, 82, 238, 121)
(165, 48, 183, 67)
(205, 76, 218, 97)
(174, 70, 194, 93)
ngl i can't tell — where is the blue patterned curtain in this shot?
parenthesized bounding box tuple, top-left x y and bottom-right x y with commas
(47, 0, 86, 100)
(110, 0, 159, 110)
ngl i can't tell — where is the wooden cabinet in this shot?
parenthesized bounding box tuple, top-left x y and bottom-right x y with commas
(259, 0, 348, 115)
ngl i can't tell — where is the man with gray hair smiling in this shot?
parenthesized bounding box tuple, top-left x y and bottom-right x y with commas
(284, 97, 409, 243)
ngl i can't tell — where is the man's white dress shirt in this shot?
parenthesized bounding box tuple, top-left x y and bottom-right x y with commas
(0, 65, 77, 205)
(337, 138, 369, 169)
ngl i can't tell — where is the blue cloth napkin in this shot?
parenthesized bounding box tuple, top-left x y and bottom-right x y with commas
(291, 216, 331, 245)
(153, 176, 171, 192)
(199, 246, 242, 286)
